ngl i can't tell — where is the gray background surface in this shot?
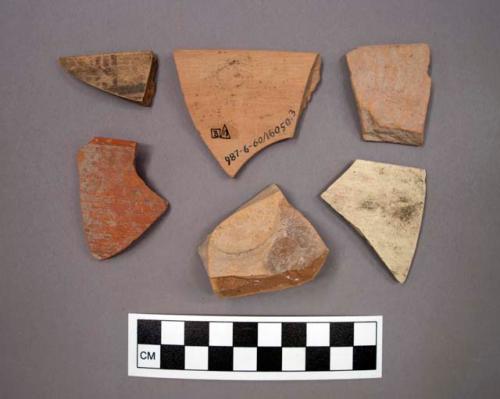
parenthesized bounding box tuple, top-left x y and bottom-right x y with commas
(1, 0, 499, 397)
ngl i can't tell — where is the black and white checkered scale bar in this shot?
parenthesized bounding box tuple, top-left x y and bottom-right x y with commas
(128, 314, 382, 380)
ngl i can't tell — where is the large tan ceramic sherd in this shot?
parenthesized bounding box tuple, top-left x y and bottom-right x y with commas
(321, 160, 426, 283)
(346, 43, 431, 145)
(174, 49, 321, 177)
(199, 184, 329, 297)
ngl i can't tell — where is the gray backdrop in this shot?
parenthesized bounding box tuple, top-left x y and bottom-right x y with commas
(1, 0, 499, 398)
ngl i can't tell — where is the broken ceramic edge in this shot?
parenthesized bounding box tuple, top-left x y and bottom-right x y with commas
(77, 137, 168, 260)
(199, 184, 329, 297)
(59, 50, 158, 106)
(173, 49, 321, 177)
(321, 160, 426, 283)
(299, 53, 322, 112)
(346, 43, 431, 146)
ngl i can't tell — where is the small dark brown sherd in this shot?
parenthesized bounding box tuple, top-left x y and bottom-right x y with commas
(199, 184, 329, 297)
(60, 51, 158, 106)
(346, 43, 431, 145)
(77, 137, 167, 259)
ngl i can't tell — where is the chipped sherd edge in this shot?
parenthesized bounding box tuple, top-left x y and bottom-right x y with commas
(321, 160, 426, 283)
(77, 137, 168, 260)
(60, 51, 158, 106)
(199, 184, 329, 297)
(346, 43, 431, 146)
(174, 49, 321, 177)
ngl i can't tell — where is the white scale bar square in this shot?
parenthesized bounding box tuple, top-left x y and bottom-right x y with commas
(185, 346, 208, 370)
(354, 322, 377, 346)
(282, 348, 306, 371)
(209, 322, 233, 346)
(137, 345, 160, 368)
(161, 321, 184, 345)
(306, 323, 330, 346)
(330, 347, 353, 370)
(258, 323, 281, 347)
(233, 347, 257, 371)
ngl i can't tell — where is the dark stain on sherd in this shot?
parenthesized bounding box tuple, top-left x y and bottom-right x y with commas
(360, 199, 379, 210)
(393, 203, 419, 223)
(359, 197, 421, 225)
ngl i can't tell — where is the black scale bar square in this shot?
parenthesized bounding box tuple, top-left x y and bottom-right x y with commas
(306, 347, 330, 371)
(185, 321, 209, 346)
(330, 322, 354, 346)
(257, 348, 282, 371)
(161, 345, 184, 369)
(209, 347, 233, 371)
(353, 346, 376, 370)
(233, 322, 258, 347)
(282, 322, 306, 347)
(137, 320, 161, 345)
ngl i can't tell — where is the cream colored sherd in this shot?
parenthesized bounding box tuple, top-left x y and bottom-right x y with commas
(199, 184, 329, 297)
(321, 160, 426, 283)
(346, 43, 431, 146)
